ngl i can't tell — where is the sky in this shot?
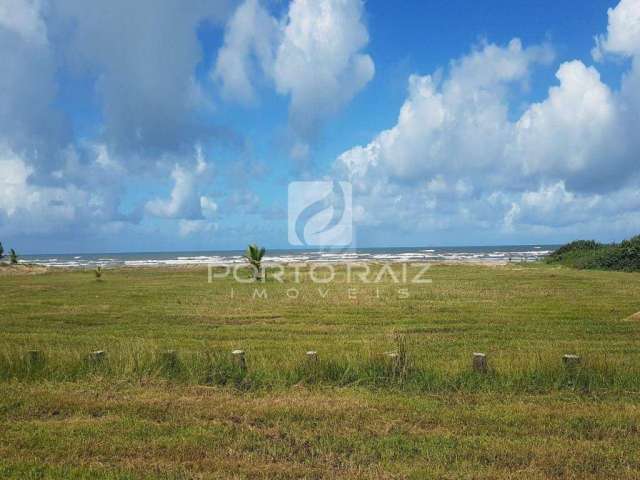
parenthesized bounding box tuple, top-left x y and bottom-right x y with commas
(1, 0, 639, 254)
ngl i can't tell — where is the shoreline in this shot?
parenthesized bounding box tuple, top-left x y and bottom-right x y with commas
(13, 246, 552, 269)
(2, 258, 532, 275)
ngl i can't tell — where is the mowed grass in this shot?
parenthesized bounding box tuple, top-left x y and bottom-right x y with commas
(1, 263, 640, 478)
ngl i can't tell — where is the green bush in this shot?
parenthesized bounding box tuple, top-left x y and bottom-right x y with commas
(547, 235, 640, 271)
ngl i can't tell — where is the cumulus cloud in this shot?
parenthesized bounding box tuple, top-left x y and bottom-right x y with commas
(0, 145, 35, 220)
(503, 182, 640, 232)
(0, 0, 139, 238)
(337, 39, 553, 184)
(336, 18, 640, 240)
(513, 60, 627, 191)
(213, 0, 279, 104)
(145, 147, 214, 220)
(598, 0, 640, 167)
(0, 1, 231, 244)
(273, 0, 374, 139)
(214, 0, 374, 151)
(0, 143, 133, 236)
(592, 0, 640, 60)
(3, 0, 639, 249)
(145, 165, 202, 219)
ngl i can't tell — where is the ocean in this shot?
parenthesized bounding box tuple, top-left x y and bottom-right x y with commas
(19, 245, 557, 268)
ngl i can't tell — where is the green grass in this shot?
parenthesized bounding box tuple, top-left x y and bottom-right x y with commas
(1, 263, 640, 478)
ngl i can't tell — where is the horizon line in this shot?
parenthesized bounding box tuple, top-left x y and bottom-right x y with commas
(18, 243, 562, 257)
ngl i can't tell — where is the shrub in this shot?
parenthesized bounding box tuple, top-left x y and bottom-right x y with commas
(547, 235, 640, 271)
(549, 240, 602, 257)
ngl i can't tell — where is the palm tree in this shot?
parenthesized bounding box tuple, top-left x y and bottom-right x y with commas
(244, 244, 266, 279)
(0, 241, 4, 260)
(10, 249, 18, 264)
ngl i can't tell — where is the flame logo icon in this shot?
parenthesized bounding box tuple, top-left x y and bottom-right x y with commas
(288, 181, 353, 247)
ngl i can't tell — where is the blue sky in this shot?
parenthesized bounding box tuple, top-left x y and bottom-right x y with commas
(1, 0, 639, 253)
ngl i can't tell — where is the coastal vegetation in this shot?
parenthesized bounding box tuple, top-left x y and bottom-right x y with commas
(547, 234, 640, 271)
(244, 243, 266, 279)
(0, 241, 19, 265)
(1, 262, 639, 477)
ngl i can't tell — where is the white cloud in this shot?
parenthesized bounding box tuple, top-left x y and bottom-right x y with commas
(145, 146, 215, 220)
(0, 143, 127, 235)
(145, 164, 201, 219)
(0, 0, 232, 246)
(599, 0, 640, 180)
(273, 0, 374, 139)
(0, 0, 245, 247)
(335, 31, 640, 239)
(3, 0, 640, 248)
(0, 144, 34, 218)
(337, 39, 552, 183)
(214, 0, 374, 150)
(0, 0, 46, 45)
(0, 139, 218, 243)
(513, 60, 624, 190)
(506, 182, 640, 230)
(592, 0, 640, 60)
(213, 0, 278, 104)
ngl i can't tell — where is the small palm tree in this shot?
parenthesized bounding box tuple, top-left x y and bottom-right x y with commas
(244, 244, 266, 279)
(10, 249, 18, 264)
(94, 265, 103, 280)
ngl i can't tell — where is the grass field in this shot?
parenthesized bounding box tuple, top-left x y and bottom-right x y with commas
(1, 263, 640, 478)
